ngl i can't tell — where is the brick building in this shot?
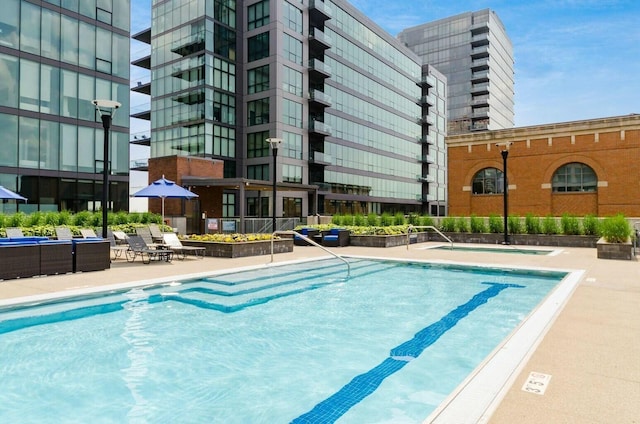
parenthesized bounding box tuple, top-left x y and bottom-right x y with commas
(447, 114, 640, 217)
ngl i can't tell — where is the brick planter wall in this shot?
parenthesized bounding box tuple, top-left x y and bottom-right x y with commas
(596, 237, 635, 260)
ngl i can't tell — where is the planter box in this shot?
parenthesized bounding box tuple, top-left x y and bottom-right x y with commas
(440, 233, 600, 248)
(350, 232, 430, 248)
(181, 238, 293, 258)
(596, 237, 635, 260)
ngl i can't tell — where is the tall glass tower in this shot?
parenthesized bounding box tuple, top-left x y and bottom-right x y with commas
(0, 0, 131, 213)
(399, 9, 514, 135)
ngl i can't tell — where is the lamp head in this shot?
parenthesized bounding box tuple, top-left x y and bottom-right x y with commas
(266, 137, 283, 150)
(92, 99, 122, 117)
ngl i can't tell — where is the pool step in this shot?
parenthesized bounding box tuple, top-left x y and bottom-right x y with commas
(164, 260, 399, 313)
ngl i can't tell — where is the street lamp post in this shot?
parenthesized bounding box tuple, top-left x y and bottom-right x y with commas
(496, 142, 513, 245)
(266, 137, 283, 232)
(92, 99, 121, 238)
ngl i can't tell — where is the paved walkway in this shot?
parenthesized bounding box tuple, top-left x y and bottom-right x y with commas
(0, 243, 638, 423)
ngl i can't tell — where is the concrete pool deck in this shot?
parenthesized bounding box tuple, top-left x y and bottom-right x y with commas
(0, 243, 638, 423)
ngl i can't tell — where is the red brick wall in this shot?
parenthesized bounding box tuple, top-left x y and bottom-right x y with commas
(147, 156, 224, 220)
(448, 125, 640, 217)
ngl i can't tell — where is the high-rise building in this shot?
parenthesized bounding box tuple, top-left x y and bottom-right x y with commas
(0, 0, 131, 213)
(132, 0, 446, 232)
(398, 9, 514, 135)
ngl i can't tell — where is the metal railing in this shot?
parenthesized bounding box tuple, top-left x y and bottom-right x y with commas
(271, 230, 350, 279)
(407, 225, 453, 249)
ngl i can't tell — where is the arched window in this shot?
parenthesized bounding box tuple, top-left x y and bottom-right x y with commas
(472, 167, 504, 194)
(552, 163, 597, 192)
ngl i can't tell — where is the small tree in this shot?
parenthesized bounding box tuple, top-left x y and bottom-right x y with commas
(469, 215, 487, 233)
(561, 213, 581, 235)
(394, 212, 406, 225)
(542, 215, 558, 235)
(456, 217, 470, 233)
(508, 215, 523, 234)
(600, 214, 632, 243)
(524, 213, 541, 234)
(488, 214, 503, 233)
(367, 213, 378, 226)
(582, 214, 601, 236)
(440, 216, 456, 232)
(419, 215, 435, 227)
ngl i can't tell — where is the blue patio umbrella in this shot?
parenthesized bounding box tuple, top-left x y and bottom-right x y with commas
(0, 185, 27, 202)
(132, 175, 198, 224)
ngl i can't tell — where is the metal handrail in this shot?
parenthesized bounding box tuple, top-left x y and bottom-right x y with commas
(271, 230, 350, 278)
(407, 225, 453, 249)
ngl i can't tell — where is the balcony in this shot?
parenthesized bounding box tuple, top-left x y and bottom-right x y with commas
(471, 82, 489, 95)
(471, 95, 490, 106)
(309, 27, 331, 50)
(131, 80, 151, 95)
(309, 0, 332, 24)
(309, 120, 332, 136)
(419, 93, 436, 106)
(472, 109, 490, 119)
(471, 57, 490, 70)
(309, 151, 332, 166)
(416, 194, 437, 202)
(471, 70, 490, 83)
(131, 54, 150, 70)
(416, 174, 435, 183)
(471, 32, 489, 47)
(130, 103, 150, 121)
(171, 32, 205, 57)
(416, 154, 436, 164)
(417, 134, 434, 144)
(309, 89, 332, 107)
(130, 131, 151, 146)
(308, 58, 332, 79)
(470, 45, 489, 59)
(130, 158, 149, 171)
(418, 74, 436, 87)
(417, 114, 435, 125)
(471, 122, 489, 131)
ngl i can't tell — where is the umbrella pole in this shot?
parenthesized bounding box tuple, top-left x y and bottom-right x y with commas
(162, 197, 165, 227)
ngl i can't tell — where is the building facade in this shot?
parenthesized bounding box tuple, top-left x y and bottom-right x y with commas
(447, 114, 640, 217)
(398, 9, 514, 135)
(0, 0, 131, 214)
(134, 0, 445, 231)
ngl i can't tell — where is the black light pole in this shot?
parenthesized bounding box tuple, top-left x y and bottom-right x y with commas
(496, 142, 513, 245)
(92, 99, 121, 238)
(266, 137, 283, 232)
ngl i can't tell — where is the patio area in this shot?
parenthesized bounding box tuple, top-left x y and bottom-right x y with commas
(0, 243, 637, 423)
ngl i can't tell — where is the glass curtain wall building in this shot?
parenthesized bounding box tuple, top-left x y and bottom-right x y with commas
(143, 0, 442, 220)
(398, 9, 514, 135)
(0, 0, 131, 214)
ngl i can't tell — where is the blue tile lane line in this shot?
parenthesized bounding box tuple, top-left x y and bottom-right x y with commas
(291, 281, 524, 424)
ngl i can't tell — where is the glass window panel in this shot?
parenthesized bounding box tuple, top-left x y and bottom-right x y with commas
(40, 120, 60, 171)
(96, 28, 112, 74)
(0, 53, 19, 108)
(0, 0, 20, 48)
(0, 114, 18, 167)
(19, 59, 40, 112)
(19, 116, 40, 168)
(112, 0, 130, 31)
(40, 64, 60, 115)
(62, 0, 79, 12)
(60, 125, 77, 171)
(20, 2, 40, 55)
(61, 69, 78, 118)
(248, 32, 269, 62)
(78, 126, 95, 173)
(248, 64, 269, 94)
(41, 8, 60, 61)
(78, 74, 95, 121)
(79, 22, 96, 70)
(61, 16, 79, 65)
(79, 0, 96, 19)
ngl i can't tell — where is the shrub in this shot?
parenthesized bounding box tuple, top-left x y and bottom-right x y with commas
(561, 213, 581, 235)
(72, 210, 93, 227)
(456, 217, 469, 233)
(524, 213, 541, 234)
(419, 215, 435, 227)
(367, 213, 378, 226)
(7, 212, 27, 227)
(331, 214, 342, 225)
(488, 214, 502, 233)
(582, 214, 600, 236)
(57, 210, 72, 225)
(380, 212, 394, 226)
(394, 212, 406, 225)
(542, 215, 558, 235)
(26, 211, 44, 227)
(440, 216, 456, 232)
(469, 215, 487, 233)
(353, 213, 366, 226)
(508, 215, 523, 234)
(407, 214, 420, 225)
(600, 214, 632, 243)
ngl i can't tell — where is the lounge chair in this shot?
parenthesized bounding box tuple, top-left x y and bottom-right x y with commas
(126, 234, 174, 264)
(55, 226, 75, 240)
(5, 227, 25, 238)
(80, 228, 99, 239)
(107, 230, 129, 260)
(162, 233, 206, 259)
(148, 223, 165, 243)
(136, 226, 165, 248)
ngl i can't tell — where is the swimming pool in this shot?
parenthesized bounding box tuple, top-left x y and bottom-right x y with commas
(424, 245, 558, 255)
(0, 257, 580, 423)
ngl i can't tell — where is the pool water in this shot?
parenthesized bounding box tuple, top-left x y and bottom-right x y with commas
(0, 258, 568, 423)
(428, 245, 556, 255)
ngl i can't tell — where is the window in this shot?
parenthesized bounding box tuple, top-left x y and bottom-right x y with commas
(248, 0, 269, 30)
(282, 131, 302, 159)
(213, 91, 235, 124)
(283, 33, 302, 65)
(282, 65, 302, 96)
(247, 164, 269, 181)
(222, 193, 235, 217)
(247, 131, 270, 158)
(283, 197, 302, 217)
(248, 65, 269, 94)
(214, 0, 236, 28)
(283, 99, 302, 128)
(0, 0, 19, 48)
(552, 163, 597, 192)
(247, 98, 269, 125)
(248, 32, 269, 62)
(472, 167, 503, 194)
(283, 164, 302, 183)
(213, 57, 235, 91)
(283, 2, 303, 33)
(214, 26, 236, 60)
